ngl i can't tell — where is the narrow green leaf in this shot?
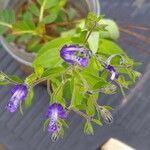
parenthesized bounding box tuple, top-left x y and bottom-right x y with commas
(58, 119, 68, 128)
(25, 89, 34, 108)
(9, 75, 23, 84)
(88, 31, 99, 54)
(93, 119, 102, 126)
(84, 121, 94, 135)
(43, 118, 50, 131)
(0, 9, 15, 34)
(28, 2, 40, 16)
(42, 67, 65, 78)
(43, 14, 57, 24)
(86, 96, 95, 117)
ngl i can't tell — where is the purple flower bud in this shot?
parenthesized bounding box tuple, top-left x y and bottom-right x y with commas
(105, 65, 119, 80)
(46, 103, 67, 133)
(6, 84, 28, 113)
(60, 45, 90, 67)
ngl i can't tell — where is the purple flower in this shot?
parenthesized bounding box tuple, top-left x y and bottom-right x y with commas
(6, 84, 28, 113)
(105, 65, 119, 80)
(60, 45, 90, 67)
(46, 103, 67, 133)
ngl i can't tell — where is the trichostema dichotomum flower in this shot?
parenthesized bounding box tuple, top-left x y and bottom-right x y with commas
(105, 64, 119, 80)
(6, 84, 28, 113)
(46, 103, 67, 133)
(60, 44, 90, 67)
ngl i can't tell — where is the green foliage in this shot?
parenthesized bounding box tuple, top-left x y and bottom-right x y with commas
(99, 19, 120, 40)
(43, 14, 57, 24)
(98, 39, 125, 55)
(33, 37, 72, 68)
(38, 0, 59, 9)
(28, 2, 40, 17)
(13, 21, 36, 34)
(87, 31, 99, 54)
(0, 8, 141, 141)
(85, 12, 104, 30)
(84, 121, 94, 135)
(25, 89, 34, 108)
(9, 75, 23, 84)
(0, 9, 15, 34)
(86, 96, 95, 117)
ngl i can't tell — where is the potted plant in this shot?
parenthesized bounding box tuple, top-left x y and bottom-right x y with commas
(0, 0, 140, 141)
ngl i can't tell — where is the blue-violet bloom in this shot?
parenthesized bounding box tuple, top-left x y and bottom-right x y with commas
(46, 103, 67, 133)
(105, 64, 119, 80)
(6, 84, 28, 113)
(60, 44, 90, 67)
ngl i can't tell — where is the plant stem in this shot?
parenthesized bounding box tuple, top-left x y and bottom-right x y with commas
(84, 22, 96, 44)
(62, 65, 72, 84)
(39, 0, 47, 23)
(12, 30, 38, 36)
(70, 107, 93, 122)
(61, 8, 70, 23)
(31, 77, 47, 87)
(47, 80, 52, 95)
(52, 80, 68, 102)
(0, 21, 12, 28)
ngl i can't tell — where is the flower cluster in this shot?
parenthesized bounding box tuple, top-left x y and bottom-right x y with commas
(60, 45, 90, 67)
(6, 84, 28, 113)
(46, 103, 67, 133)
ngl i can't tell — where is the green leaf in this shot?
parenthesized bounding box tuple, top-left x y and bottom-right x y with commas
(13, 21, 36, 34)
(58, 119, 68, 128)
(19, 102, 23, 115)
(42, 67, 65, 78)
(34, 65, 44, 78)
(99, 19, 120, 40)
(85, 12, 104, 30)
(25, 89, 34, 108)
(0, 81, 10, 85)
(86, 96, 95, 117)
(28, 2, 40, 17)
(33, 47, 63, 68)
(61, 29, 76, 37)
(0, 9, 15, 34)
(70, 77, 84, 106)
(38, 0, 59, 9)
(88, 31, 99, 54)
(43, 118, 50, 131)
(25, 73, 37, 85)
(103, 105, 113, 111)
(9, 75, 23, 84)
(81, 72, 108, 90)
(93, 119, 102, 126)
(5, 34, 16, 43)
(84, 121, 93, 135)
(117, 75, 129, 89)
(62, 80, 72, 100)
(98, 39, 125, 55)
(33, 37, 72, 68)
(43, 13, 57, 24)
(23, 12, 33, 22)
